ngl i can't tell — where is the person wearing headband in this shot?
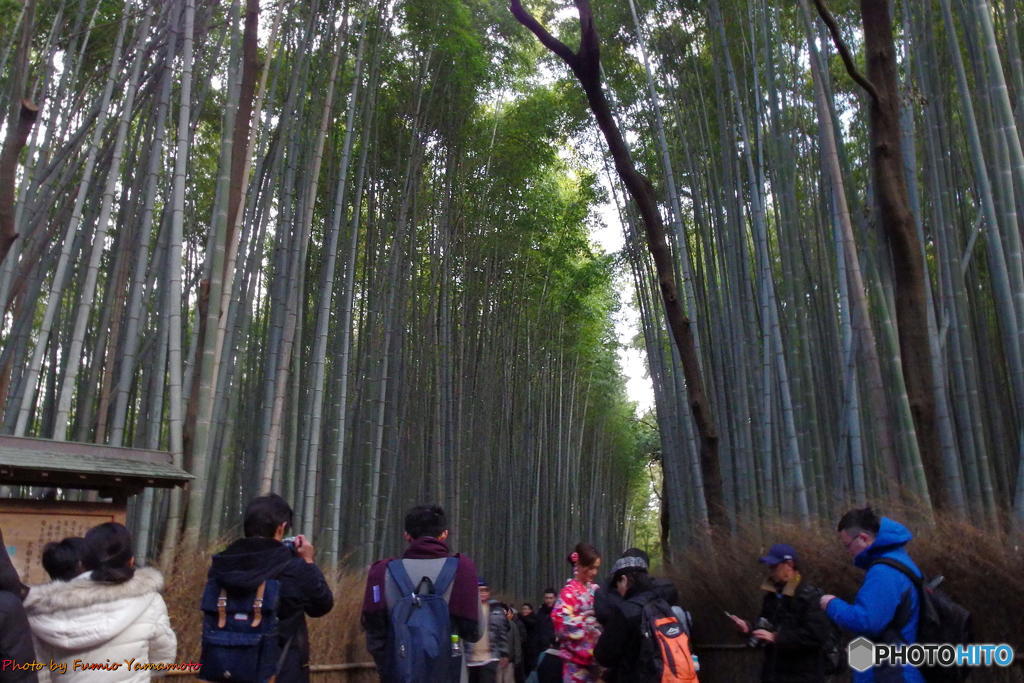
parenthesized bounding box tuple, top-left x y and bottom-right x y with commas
(594, 548, 694, 682)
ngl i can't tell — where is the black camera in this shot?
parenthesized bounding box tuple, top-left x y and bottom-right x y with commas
(749, 617, 775, 647)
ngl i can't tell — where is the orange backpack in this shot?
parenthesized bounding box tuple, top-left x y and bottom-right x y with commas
(631, 595, 699, 683)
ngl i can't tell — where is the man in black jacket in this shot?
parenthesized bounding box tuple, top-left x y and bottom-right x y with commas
(206, 494, 334, 682)
(727, 543, 830, 683)
(530, 588, 557, 666)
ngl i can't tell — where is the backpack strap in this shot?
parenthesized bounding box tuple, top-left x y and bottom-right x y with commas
(267, 634, 295, 683)
(628, 590, 669, 617)
(868, 558, 923, 588)
(431, 557, 459, 596)
(217, 589, 228, 628)
(388, 559, 417, 596)
(252, 581, 267, 628)
(868, 558, 922, 640)
(388, 557, 459, 597)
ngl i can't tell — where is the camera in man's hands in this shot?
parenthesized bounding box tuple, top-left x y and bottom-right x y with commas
(749, 617, 775, 647)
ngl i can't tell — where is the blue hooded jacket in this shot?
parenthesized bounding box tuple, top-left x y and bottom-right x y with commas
(826, 517, 924, 683)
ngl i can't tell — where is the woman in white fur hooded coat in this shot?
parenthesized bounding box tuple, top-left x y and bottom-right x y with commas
(24, 523, 176, 682)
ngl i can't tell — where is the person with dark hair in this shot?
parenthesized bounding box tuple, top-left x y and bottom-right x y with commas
(507, 604, 529, 683)
(0, 528, 37, 682)
(518, 602, 539, 675)
(41, 537, 86, 582)
(819, 508, 923, 683)
(552, 543, 603, 682)
(594, 548, 697, 683)
(403, 504, 448, 539)
(468, 583, 511, 683)
(531, 588, 557, 667)
(241, 492, 295, 538)
(726, 543, 830, 683)
(594, 548, 682, 626)
(206, 493, 334, 682)
(361, 504, 481, 681)
(24, 522, 175, 681)
(500, 604, 526, 683)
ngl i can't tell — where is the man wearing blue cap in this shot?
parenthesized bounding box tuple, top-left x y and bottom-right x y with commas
(727, 543, 831, 682)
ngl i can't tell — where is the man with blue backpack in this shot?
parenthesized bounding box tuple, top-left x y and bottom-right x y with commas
(820, 508, 924, 683)
(362, 504, 482, 682)
(199, 494, 335, 683)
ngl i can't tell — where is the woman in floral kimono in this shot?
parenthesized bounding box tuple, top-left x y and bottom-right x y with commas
(552, 543, 602, 682)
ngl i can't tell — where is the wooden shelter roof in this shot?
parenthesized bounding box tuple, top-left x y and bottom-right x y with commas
(0, 435, 192, 493)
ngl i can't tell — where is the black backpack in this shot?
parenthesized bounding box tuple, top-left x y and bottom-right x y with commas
(869, 558, 973, 683)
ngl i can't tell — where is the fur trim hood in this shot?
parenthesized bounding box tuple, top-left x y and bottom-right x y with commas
(24, 567, 165, 652)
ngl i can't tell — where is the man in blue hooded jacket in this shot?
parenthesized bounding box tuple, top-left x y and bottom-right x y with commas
(819, 508, 923, 683)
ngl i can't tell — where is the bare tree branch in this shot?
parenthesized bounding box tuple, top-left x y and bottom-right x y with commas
(813, 0, 881, 103)
(509, 0, 578, 66)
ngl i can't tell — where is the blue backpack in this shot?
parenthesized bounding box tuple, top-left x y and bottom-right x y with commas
(387, 557, 461, 682)
(198, 578, 289, 682)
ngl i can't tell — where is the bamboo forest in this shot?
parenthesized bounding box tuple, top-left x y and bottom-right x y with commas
(3, 0, 1024, 612)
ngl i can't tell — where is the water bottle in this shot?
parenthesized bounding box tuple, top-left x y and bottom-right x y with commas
(691, 654, 700, 672)
(450, 634, 462, 658)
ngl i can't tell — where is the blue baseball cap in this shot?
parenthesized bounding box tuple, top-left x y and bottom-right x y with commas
(759, 543, 797, 565)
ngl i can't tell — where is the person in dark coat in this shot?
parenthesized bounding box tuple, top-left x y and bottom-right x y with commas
(594, 550, 693, 683)
(728, 543, 830, 683)
(517, 603, 539, 674)
(530, 588, 557, 668)
(594, 548, 680, 627)
(0, 528, 38, 682)
(206, 494, 334, 683)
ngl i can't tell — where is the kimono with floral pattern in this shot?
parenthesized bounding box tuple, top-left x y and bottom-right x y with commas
(552, 578, 601, 682)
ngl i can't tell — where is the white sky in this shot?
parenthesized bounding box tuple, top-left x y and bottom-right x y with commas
(590, 197, 655, 417)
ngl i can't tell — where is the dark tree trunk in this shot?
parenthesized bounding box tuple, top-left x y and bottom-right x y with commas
(510, 0, 725, 529)
(224, 0, 260, 257)
(0, 100, 38, 266)
(0, 0, 38, 267)
(815, 0, 944, 508)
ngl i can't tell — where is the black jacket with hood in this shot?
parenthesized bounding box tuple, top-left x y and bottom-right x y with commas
(0, 529, 37, 683)
(207, 537, 334, 682)
(594, 578, 682, 683)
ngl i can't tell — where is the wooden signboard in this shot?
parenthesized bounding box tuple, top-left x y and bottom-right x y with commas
(0, 500, 124, 585)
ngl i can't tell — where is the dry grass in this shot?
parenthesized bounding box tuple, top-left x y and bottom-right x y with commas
(158, 517, 1024, 681)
